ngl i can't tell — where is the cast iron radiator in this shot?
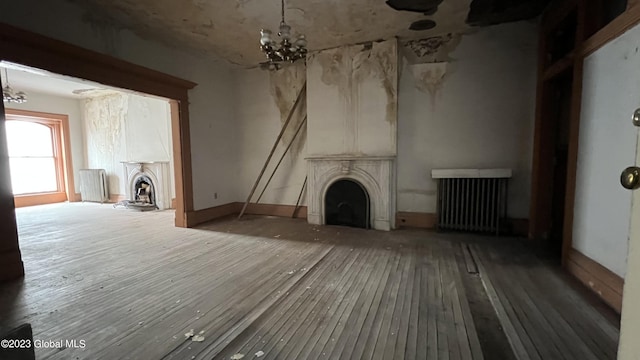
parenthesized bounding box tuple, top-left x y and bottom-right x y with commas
(79, 169, 109, 203)
(432, 169, 511, 235)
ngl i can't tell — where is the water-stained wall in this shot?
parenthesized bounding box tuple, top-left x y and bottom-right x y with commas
(235, 63, 308, 206)
(84, 93, 173, 197)
(397, 21, 537, 219)
(307, 39, 398, 156)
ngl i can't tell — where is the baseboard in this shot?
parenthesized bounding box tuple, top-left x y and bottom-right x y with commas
(0, 249, 25, 282)
(185, 202, 240, 227)
(395, 212, 528, 235)
(109, 194, 126, 203)
(171, 198, 176, 209)
(396, 212, 437, 229)
(244, 203, 307, 219)
(185, 202, 308, 227)
(14, 192, 67, 208)
(566, 248, 624, 313)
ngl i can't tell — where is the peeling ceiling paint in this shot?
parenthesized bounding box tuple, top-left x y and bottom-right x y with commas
(69, 0, 472, 66)
(69, 0, 546, 67)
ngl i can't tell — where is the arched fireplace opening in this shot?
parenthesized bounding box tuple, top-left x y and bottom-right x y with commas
(129, 175, 157, 210)
(325, 179, 370, 229)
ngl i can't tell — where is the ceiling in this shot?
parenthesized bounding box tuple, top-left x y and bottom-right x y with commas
(1, 62, 131, 99)
(71, 0, 549, 67)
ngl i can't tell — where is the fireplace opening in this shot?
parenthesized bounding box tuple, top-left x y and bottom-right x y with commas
(325, 179, 370, 229)
(134, 176, 155, 205)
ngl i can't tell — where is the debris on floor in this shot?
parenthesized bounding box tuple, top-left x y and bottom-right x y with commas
(230, 353, 245, 359)
(255, 350, 265, 357)
(184, 329, 195, 338)
(287, 270, 296, 275)
(274, 235, 280, 238)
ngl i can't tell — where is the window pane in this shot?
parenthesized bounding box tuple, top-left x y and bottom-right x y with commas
(6, 121, 54, 157)
(9, 157, 58, 194)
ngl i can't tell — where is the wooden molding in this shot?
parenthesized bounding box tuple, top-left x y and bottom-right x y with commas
(396, 212, 437, 229)
(244, 203, 308, 219)
(186, 202, 309, 227)
(72, 193, 82, 202)
(580, 2, 640, 57)
(0, 250, 24, 281)
(566, 248, 624, 313)
(14, 192, 67, 208)
(108, 194, 126, 203)
(171, 198, 176, 209)
(0, 23, 196, 100)
(186, 202, 241, 227)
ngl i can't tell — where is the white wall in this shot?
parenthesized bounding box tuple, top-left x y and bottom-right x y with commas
(0, 0, 238, 211)
(307, 40, 398, 157)
(397, 21, 538, 218)
(235, 65, 308, 205)
(84, 93, 173, 197)
(572, 23, 640, 278)
(5, 90, 85, 193)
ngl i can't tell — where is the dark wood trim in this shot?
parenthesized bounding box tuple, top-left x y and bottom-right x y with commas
(580, 4, 640, 57)
(244, 203, 308, 219)
(185, 202, 309, 227)
(14, 192, 67, 208)
(108, 194, 127, 203)
(0, 22, 196, 229)
(0, 97, 23, 281)
(186, 203, 240, 227)
(396, 212, 437, 229)
(0, 23, 196, 100)
(541, 0, 578, 36)
(170, 100, 192, 227)
(171, 198, 176, 209)
(567, 248, 624, 313)
(543, 54, 574, 80)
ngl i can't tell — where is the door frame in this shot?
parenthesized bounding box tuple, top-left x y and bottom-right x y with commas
(530, 2, 640, 265)
(0, 22, 196, 227)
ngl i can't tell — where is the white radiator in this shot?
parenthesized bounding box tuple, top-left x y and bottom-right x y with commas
(79, 169, 109, 203)
(432, 169, 511, 235)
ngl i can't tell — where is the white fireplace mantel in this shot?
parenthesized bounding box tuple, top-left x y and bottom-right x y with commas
(306, 156, 396, 231)
(122, 161, 172, 210)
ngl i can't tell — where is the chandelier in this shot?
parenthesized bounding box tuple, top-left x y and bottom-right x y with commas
(2, 68, 27, 104)
(259, 0, 307, 69)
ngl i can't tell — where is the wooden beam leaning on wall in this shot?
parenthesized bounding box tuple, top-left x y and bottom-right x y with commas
(238, 82, 307, 219)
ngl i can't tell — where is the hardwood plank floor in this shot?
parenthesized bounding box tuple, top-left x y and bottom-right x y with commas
(0, 203, 619, 359)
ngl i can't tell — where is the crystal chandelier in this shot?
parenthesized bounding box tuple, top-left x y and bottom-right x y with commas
(2, 68, 27, 104)
(259, 0, 307, 69)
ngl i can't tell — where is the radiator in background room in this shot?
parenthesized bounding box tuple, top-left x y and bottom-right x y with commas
(79, 169, 109, 203)
(432, 169, 511, 235)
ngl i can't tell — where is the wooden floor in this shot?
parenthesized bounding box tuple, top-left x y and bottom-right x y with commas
(0, 203, 619, 359)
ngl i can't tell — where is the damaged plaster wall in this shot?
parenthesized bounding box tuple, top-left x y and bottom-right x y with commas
(235, 64, 308, 206)
(397, 21, 537, 219)
(307, 39, 398, 156)
(84, 93, 173, 197)
(5, 91, 86, 194)
(0, 0, 238, 210)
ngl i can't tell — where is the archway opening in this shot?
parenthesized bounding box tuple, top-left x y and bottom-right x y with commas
(325, 179, 370, 229)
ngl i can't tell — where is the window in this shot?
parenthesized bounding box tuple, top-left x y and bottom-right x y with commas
(6, 120, 61, 194)
(3, 110, 73, 207)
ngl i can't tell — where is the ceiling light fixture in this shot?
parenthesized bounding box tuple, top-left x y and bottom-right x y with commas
(2, 68, 27, 104)
(259, 0, 307, 70)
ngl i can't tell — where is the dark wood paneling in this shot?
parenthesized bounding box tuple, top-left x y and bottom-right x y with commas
(567, 249, 624, 313)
